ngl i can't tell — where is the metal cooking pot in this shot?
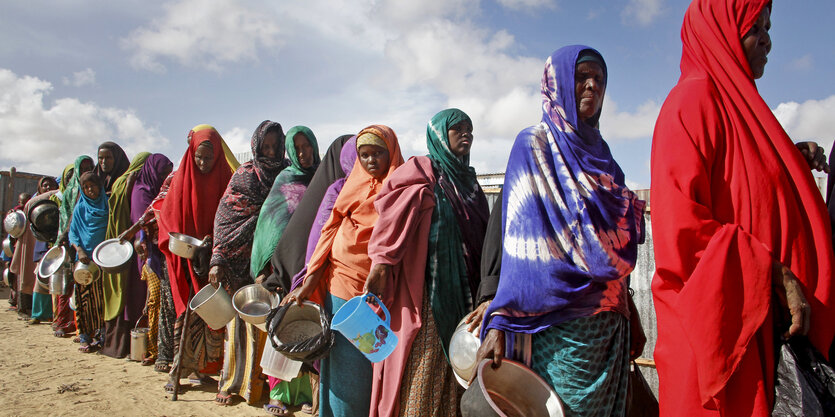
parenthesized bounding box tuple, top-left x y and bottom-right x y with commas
(28, 200, 59, 243)
(461, 359, 564, 417)
(38, 246, 69, 279)
(92, 238, 134, 273)
(168, 232, 204, 259)
(233, 284, 280, 332)
(73, 261, 100, 285)
(49, 267, 73, 295)
(2, 236, 12, 257)
(4, 210, 26, 238)
(189, 284, 235, 330)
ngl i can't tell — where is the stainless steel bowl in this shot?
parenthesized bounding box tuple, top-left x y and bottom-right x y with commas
(168, 232, 203, 259)
(449, 317, 482, 387)
(38, 246, 69, 278)
(73, 261, 100, 285)
(2, 236, 12, 257)
(4, 210, 26, 238)
(2, 268, 10, 287)
(233, 284, 280, 332)
(461, 359, 564, 417)
(189, 284, 235, 330)
(92, 238, 134, 273)
(49, 267, 73, 295)
(28, 200, 59, 242)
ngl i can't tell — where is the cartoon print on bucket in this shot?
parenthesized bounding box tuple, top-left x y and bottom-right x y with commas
(331, 293, 398, 362)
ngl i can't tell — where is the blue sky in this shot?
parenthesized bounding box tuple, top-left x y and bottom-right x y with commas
(1, 0, 833, 189)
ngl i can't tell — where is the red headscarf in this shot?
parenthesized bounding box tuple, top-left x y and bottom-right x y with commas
(651, 1, 835, 415)
(157, 125, 234, 316)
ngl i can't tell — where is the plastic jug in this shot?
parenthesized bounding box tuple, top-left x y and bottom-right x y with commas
(331, 293, 398, 362)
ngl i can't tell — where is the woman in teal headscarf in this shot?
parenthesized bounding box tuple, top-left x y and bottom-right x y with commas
(250, 126, 321, 280)
(364, 108, 490, 416)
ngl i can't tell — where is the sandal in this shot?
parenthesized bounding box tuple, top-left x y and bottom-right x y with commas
(301, 402, 314, 414)
(215, 392, 234, 406)
(79, 343, 96, 353)
(164, 381, 184, 395)
(141, 356, 156, 366)
(264, 401, 289, 416)
(72, 336, 81, 344)
(54, 330, 68, 338)
(154, 362, 171, 373)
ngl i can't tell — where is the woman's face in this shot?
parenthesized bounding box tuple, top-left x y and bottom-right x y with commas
(79, 158, 94, 175)
(63, 168, 75, 188)
(38, 180, 57, 194)
(81, 180, 100, 200)
(260, 131, 281, 160)
(742, 7, 771, 80)
(358, 144, 390, 179)
(193, 143, 216, 174)
(294, 133, 314, 169)
(447, 120, 473, 158)
(574, 61, 606, 123)
(98, 148, 115, 174)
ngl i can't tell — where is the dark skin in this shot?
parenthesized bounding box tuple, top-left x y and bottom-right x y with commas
(294, 133, 315, 169)
(261, 131, 282, 160)
(194, 142, 216, 174)
(58, 160, 95, 246)
(117, 164, 172, 244)
(98, 148, 115, 174)
(282, 143, 393, 307)
(475, 57, 645, 380)
(447, 120, 474, 158)
(72, 180, 101, 264)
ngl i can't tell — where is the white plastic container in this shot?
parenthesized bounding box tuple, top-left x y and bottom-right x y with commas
(260, 339, 303, 380)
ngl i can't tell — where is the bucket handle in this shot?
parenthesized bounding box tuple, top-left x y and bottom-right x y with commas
(363, 293, 391, 327)
(134, 314, 146, 331)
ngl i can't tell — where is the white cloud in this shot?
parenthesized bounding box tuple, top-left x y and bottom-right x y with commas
(773, 94, 835, 152)
(600, 98, 662, 142)
(622, 0, 664, 26)
(122, 0, 281, 72)
(789, 54, 814, 71)
(220, 126, 251, 155)
(0, 68, 169, 174)
(496, 0, 557, 11)
(61, 68, 96, 87)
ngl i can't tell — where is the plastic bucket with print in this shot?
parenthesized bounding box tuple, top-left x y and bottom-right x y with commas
(331, 293, 398, 363)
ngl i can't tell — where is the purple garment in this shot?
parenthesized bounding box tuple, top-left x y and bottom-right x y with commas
(130, 154, 172, 277)
(290, 136, 357, 290)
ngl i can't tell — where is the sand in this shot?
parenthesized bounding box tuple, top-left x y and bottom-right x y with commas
(0, 286, 307, 417)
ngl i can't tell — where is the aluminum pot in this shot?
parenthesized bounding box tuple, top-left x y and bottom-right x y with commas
(2, 268, 9, 287)
(449, 316, 482, 387)
(233, 284, 280, 332)
(4, 210, 26, 238)
(92, 238, 134, 273)
(130, 327, 150, 362)
(189, 284, 235, 330)
(36, 262, 51, 291)
(168, 232, 204, 259)
(49, 267, 73, 295)
(2, 236, 12, 257)
(39, 246, 69, 279)
(73, 261, 100, 285)
(461, 359, 564, 417)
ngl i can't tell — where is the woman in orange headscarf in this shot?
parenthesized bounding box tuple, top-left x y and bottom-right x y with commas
(156, 124, 235, 394)
(283, 125, 404, 417)
(650, 1, 835, 415)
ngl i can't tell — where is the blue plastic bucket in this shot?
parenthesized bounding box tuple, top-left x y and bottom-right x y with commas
(332, 293, 398, 362)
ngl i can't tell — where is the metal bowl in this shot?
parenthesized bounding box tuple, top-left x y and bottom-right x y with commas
(38, 246, 69, 278)
(49, 267, 73, 295)
(461, 359, 564, 417)
(36, 263, 50, 291)
(73, 261, 100, 285)
(2, 236, 12, 257)
(168, 232, 203, 259)
(233, 284, 280, 332)
(272, 301, 324, 345)
(4, 210, 26, 238)
(450, 317, 482, 387)
(92, 238, 134, 273)
(2, 268, 10, 287)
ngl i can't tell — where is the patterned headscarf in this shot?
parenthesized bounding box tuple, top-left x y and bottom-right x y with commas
(249, 126, 321, 278)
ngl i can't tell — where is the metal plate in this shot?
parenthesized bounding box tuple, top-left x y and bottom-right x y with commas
(93, 238, 134, 269)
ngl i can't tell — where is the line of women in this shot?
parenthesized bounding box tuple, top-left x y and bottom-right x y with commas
(5, 1, 834, 416)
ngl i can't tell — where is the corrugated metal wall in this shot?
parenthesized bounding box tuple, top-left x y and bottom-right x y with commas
(1, 170, 43, 220)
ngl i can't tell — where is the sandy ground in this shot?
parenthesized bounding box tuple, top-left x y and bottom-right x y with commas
(0, 286, 307, 417)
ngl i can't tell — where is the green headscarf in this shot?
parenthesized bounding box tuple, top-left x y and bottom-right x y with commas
(102, 151, 150, 321)
(249, 126, 320, 277)
(56, 155, 93, 245)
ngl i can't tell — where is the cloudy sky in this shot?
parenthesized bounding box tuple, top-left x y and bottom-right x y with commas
(1, 0, 833, 188)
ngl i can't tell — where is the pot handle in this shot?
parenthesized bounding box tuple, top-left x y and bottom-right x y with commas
(364, 293, 391, 327)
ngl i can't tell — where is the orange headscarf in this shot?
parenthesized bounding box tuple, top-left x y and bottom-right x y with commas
(305, 125, 404, 302)
(157, 125, 235, 316)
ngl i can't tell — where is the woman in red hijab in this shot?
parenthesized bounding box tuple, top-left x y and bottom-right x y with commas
(650, 1, 835, 415)
(157, 124, 235, 394)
